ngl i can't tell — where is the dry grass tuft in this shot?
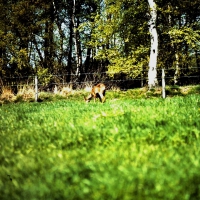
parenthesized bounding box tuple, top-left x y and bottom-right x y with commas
(0, 87, 16, 102)
(110, 86, 121, 92)
(54, 85, 74, 96)
(17, 86, 35, 101)
(180, 86, 192, 95)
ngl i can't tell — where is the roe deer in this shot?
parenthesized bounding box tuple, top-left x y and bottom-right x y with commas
(84, 83, 106, 103)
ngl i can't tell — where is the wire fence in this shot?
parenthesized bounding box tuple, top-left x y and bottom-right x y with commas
(0, 68, 200, 93)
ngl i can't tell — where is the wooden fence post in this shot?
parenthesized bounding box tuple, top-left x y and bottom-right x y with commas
(141, 72, 144, 87)
(162, 68, 166, 99)
(35, 75, 38, 102)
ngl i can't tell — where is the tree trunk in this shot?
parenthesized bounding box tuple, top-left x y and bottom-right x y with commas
(72, 0, 82, 79)
(195, 50, 200, 82)
(53, 1, 65, 71)
(147, 0, 158, 89)
(174, 52, 180, 85)
(44, 2, 55, 72)
(67, 19, 73, 82)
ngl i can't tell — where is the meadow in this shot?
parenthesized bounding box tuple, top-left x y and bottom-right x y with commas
(0, 88, 200, 200)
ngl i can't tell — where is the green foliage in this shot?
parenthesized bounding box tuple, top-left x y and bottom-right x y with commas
(36, 67, 52, 86)
(1, 0, 200, 84)
(88, 0, 150, 78)
(107, 45, 149, 78)
(10, 49, 30, 70)
(168, 27, 200, 50)
(0, 94, 200, 199)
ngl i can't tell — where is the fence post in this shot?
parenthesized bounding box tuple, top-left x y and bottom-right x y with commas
(141, 72, 144, 87)
(162, 68, 166, 99)
(35, 75, 38, 102)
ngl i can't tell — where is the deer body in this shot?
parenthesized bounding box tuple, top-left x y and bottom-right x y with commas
(85, 83, 106, 103)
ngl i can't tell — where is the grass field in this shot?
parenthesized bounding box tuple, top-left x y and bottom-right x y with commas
(0, 89, 200, 200)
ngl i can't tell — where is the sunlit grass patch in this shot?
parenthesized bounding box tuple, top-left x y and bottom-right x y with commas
(0, 93, 200, 199)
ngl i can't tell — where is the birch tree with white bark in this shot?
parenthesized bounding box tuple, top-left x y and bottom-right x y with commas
(147, 0, 158, 89)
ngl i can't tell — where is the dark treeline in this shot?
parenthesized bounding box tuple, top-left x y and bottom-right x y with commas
(0, 0, 200, 88)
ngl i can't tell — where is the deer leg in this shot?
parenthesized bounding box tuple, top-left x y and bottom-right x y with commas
(99, 93, 105, 103)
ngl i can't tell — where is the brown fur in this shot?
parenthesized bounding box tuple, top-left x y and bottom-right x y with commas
(84, 83, 106, 103)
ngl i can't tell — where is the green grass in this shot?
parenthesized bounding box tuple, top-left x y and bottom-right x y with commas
(0, 92, 200, 200)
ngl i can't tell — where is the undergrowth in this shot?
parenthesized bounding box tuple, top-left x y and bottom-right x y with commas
(0, 85, 200, 104)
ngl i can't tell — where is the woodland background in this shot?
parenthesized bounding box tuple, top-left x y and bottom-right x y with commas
(0, 0, 200, 90)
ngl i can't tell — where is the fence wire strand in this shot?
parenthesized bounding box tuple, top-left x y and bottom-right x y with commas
(0, 69, 200, 90)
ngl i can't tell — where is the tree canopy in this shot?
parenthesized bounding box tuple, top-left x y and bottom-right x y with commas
(0, 0, 200, 87)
